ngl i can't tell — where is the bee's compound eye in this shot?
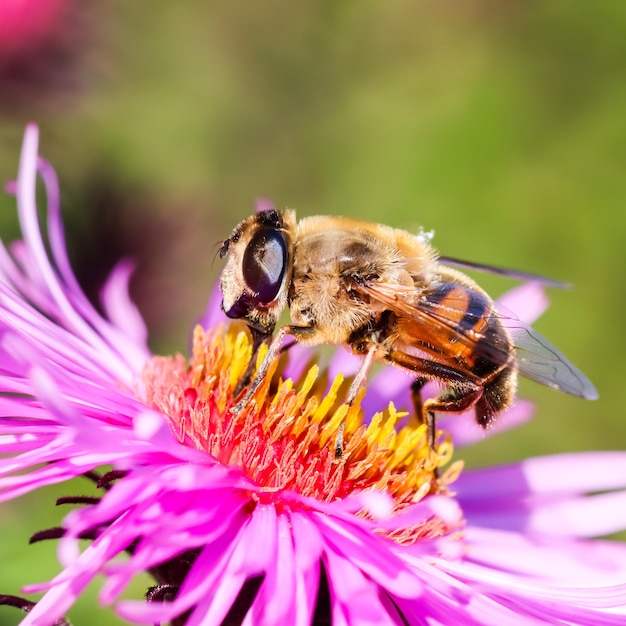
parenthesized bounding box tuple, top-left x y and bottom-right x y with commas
(243, 228, 287, 304)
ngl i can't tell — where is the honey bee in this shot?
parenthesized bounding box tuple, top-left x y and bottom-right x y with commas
(219, 209, 598, 455)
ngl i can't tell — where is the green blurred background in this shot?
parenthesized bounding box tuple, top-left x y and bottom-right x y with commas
(0, 1, 625, 624)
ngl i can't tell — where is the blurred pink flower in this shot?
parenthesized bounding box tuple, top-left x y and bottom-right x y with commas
(1, 125, 625, 625)
(0, 0, 68, 57)
(0, 0, 91, 111)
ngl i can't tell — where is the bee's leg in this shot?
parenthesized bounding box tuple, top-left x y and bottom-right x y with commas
(410, 378, 443, 478)
(234, 325, 273, 396)
(231, 325, 290, 415)
(334, 346, 377, 459)
(347, 345, 378, 405)
(410, 378, 426, 414)
(388, 349, 484, 456)
(421, 386, 483, 452)
(334, 428, 345, 459)
(410, 385, 482, 482)
(410, 377, 430, 442)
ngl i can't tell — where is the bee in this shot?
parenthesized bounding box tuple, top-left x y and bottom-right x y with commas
(219, 209, 598, 455)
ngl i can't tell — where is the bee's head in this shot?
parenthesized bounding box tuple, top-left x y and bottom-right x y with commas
(219, 209, 295, 334)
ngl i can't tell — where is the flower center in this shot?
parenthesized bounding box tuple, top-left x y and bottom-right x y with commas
(141, 324, 461, 513)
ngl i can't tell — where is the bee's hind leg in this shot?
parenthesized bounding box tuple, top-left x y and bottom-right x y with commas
(420, 386, 483, 459)
(410, 377, 483, 481)
(410, 378, 434, 448)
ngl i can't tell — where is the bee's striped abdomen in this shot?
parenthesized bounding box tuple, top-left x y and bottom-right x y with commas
(422, 283, 512, 379)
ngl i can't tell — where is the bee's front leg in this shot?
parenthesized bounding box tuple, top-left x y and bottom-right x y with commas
(233, 325, 274, 396)
(231, 326, 288, 415)
(231, 325, 314, 415)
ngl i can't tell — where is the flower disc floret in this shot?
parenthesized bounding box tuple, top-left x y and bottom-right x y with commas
(142, 323, 460, 522)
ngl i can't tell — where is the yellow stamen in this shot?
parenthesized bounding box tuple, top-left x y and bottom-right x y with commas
(141, 323, 462, 536)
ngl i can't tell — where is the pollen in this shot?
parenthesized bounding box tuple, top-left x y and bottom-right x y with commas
(141, 324, 462, 518)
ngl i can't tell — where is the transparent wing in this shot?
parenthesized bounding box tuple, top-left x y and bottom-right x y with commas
(439, 256, 570, 289)
(356, 280, 598, 400)
(507, 323, 598, 400)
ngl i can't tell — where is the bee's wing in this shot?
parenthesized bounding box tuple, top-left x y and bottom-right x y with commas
(439, 256, 570, 289)
(357, 280, 598, 400)
(500, 315, 599, 400)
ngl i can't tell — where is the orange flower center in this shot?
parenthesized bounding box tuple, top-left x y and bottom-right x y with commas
(141, 323, 462, 537)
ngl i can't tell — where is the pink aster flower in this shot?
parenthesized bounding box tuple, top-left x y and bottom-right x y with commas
(1, 125, 626, 626)
(0, 0, 91, 112)
(0, 0, 69, 57)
